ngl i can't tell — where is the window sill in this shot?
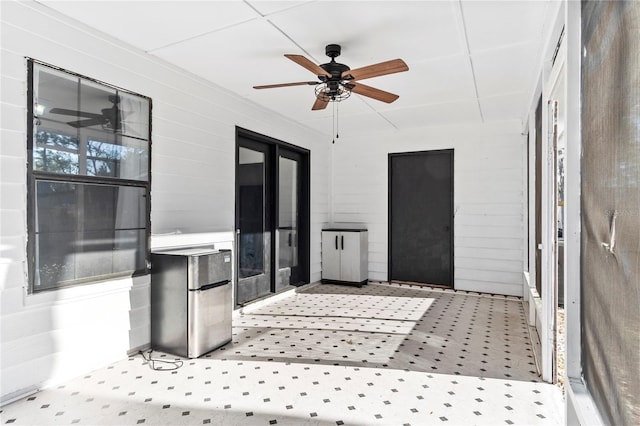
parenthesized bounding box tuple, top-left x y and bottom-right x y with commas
(24, 274, 150, 308)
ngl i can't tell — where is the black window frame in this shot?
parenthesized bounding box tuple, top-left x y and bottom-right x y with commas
(26, 59, 152, 293)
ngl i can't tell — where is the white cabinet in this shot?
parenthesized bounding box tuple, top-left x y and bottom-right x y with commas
(321, 229, 368, 286)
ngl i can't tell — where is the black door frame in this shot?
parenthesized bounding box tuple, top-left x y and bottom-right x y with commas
(387, 149, 454, 286)
(235, 127, 310, 304)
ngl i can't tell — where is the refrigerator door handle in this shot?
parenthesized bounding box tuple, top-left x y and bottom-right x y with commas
(196, 280, 231, 292)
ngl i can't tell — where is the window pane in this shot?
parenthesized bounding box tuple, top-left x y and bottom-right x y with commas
(34, 64, 80, 135)
(33, 63, 149, 181)
(118, 91, 150, 139)
(34, 130, 80, 174)
(34, 180, 147, 290)
(278, 156, 298, 271)
(85, 136, 149, 180)
(238, 147, 265, 279)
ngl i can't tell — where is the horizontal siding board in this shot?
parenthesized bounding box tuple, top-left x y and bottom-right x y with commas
(456, 166, 522, 180)
(455, 177, 523, 193)
(153, 143, 233, 165)
(0, 234, 25, 258)
(0, 130, 26, 157)
(455, 279, 522, 297)
(1, 183, 25, 210)
(456, 267, 522, 284)
(456, 225, 523, 239)
(0, 262, 25, 293)
(455, 236, 523, 250)
(458, 203, 522, 216)
(1, 356, 53, 401)
(455, 214, 522, 227)
(1, 75, 25, 106)
(456, 247, 522, 261)
(0, 156, 25, 183)
(456, 257, 522, 273)
(0, 48, 27, 79)
(453, 190, 523, 205)
(0, 103, 27, 131)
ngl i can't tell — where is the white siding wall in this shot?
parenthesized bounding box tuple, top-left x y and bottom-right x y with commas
(331, 122, 526, 296)
(0, 0, 329, 402)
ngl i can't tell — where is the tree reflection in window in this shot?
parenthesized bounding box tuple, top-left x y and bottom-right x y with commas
(87, 139, 120, 177)
(34, 130, 148, 179)
(34, 130, 79, 174)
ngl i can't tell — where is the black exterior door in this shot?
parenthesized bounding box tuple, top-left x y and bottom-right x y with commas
(235, 128, 310, 307)
(389, 150, 454, 286)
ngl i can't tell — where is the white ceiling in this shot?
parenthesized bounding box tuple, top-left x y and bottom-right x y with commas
(36, 0, 554, 136)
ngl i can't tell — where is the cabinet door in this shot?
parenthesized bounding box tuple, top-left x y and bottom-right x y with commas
(339, 232, 362, 282)
(321, 231, 341, 280)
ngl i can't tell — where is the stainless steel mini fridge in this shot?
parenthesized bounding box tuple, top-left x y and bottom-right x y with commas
(151, 247, 232, 358)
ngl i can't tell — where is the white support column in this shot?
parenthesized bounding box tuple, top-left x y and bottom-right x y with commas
(541, 31, 566, 384)
(564, 0, 582, 384)
(540, 89, 557, 383)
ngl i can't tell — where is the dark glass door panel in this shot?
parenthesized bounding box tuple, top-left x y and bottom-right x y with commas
(277, 152, 301, 288)
(236, 145, 271, 304)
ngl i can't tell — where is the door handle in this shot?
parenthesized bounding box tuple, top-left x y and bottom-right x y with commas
(288, 232, 292, 247)
(335, 235, 338, 250)
(341, 235, 344, 250)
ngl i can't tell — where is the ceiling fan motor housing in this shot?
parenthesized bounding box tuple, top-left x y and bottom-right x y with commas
(325, 44, 341, 58)
(319, 61, 350, 79)
(319, 44, 351, 80)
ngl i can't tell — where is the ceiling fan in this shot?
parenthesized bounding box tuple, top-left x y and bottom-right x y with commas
(253, 44, 409, 110)
(50, 94, 124, 131)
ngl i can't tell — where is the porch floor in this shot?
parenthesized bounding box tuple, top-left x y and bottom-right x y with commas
(0, 283, 564, 425)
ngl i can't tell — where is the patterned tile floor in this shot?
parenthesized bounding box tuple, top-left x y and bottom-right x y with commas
(1, 283, 564, 425)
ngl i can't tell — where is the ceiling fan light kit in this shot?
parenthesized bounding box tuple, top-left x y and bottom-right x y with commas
(254, 43, 408, 110)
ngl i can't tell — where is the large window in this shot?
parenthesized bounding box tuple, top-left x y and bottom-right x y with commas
(27, 60, 151, 292)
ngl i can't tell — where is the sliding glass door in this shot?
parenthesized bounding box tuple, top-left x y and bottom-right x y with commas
(235, 128, 309, 306)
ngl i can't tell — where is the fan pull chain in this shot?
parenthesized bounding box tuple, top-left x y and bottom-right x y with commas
(336, 101, 340, 140)
(332, 101, 336, 144)
(332, 101, 340, 144)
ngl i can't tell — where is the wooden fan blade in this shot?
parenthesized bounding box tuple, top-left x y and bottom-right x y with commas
(349, 82, 399, 103)
(67, 117, 106, 128)
(312, 97, 329, 111)
(343, 59, 409, 81)
(50, 108, 103, 119)
(285, 54, 331, 78)
(254, 81, 318, 89)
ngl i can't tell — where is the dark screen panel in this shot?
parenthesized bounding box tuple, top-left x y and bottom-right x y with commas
(581, 2, 640, 425)
(390, 150, 453, 286)
(34, 181, 147, 289)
